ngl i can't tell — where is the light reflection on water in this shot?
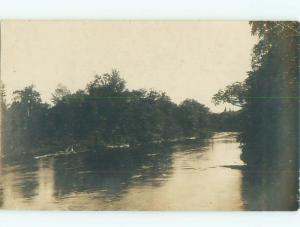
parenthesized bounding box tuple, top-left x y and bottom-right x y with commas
(0, 132, 246, 210)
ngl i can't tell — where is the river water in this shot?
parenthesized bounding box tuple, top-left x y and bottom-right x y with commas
(0, 132, 248, 210)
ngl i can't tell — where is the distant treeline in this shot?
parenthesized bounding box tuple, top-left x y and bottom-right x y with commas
(0, 71, 239, 156)
(209, 109, 241, 132)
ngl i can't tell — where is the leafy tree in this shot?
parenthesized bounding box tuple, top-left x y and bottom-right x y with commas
(87, 69, 126, 96)
(178, 99, 209, 137)
(5, 85, 49, 151)
(212, 82, 247, 107)
(51, 84, 71, 104)
(212, 21, 299, 210)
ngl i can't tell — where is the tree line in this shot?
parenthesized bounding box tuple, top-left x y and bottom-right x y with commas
(1, 70, 238, 156)
(209, 108, 241, 132)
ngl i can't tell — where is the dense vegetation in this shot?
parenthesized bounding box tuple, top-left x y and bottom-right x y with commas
(1, 70, 219, 156)
(209, 109, 241, 132)
(213, 21, 299, 210)
(1, 21, 298, 210)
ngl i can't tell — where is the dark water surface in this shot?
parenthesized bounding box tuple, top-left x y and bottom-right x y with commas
(0, 132, 248, 210)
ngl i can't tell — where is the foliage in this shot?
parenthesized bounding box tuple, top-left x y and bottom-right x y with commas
(212, 21, 299, 210)
(4, 85, 49, 152)
(51, 84, 71, 104)
(209, 109, 241, 132)
(212, 82, 247, 107)
(177, 99, 209, 137)
(3, 70, 215, 156)
(213, 21, 299, 167)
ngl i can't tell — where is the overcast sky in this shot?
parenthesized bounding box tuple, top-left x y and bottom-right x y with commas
(1, 21, 257, 112)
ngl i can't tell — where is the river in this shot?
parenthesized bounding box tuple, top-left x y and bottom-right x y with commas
(0, 132, 248, 210)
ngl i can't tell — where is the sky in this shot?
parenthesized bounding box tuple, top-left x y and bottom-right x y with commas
(1, 21, 257, 112)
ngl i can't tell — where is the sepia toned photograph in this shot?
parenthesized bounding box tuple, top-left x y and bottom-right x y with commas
(0, 21, 298, 211)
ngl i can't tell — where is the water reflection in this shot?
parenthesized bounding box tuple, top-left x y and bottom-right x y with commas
(241, 168, 298, 210)
(0, 132, 248, 210)
(52, 145, 175, 200)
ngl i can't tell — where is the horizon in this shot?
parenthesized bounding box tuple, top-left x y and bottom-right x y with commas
(1, 21, 257, 112)
(1, 73, 239, 113)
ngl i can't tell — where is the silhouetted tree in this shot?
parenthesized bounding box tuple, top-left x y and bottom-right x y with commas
(177, 99, 209, 137)
(5, 85, 49, 153)
(212, 21, 299, 210)
(51, 84, 71, 105)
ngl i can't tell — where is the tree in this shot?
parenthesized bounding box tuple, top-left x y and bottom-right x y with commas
(212, 82, 247, 107)
(86, 70, 128, 145)
(212, 21, 299, 210)
(51, 84, 71, 104)
(178, 99, 209, 137)
(5, 85, 49, 150)
(87, 69, 126, 96)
